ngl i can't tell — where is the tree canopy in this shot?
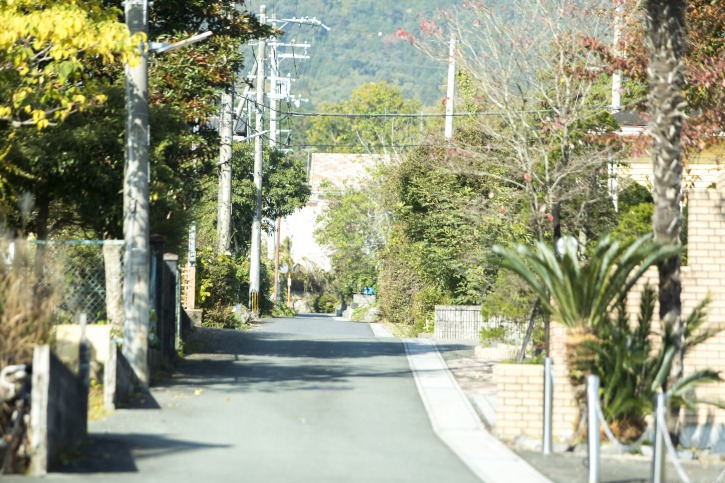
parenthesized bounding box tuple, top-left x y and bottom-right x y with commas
(0, 0, 140, 129)
(305, 81, 423, 154)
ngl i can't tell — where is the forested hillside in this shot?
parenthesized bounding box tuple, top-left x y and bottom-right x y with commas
(247, 0, 455, 108)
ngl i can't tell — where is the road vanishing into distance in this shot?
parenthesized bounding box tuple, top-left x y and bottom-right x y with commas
(15, 315, 482, 482)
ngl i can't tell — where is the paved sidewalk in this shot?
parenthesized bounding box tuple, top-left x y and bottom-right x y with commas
(403, 338, 550, 483)
(371, 323, 550, 482)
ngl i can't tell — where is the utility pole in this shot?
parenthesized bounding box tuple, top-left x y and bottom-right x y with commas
(217, 88, 234, 253)
(609, 4, 623, 212)
(444, 33, 456, 141)
(611, 4, 623, 113)
(269, 16, 279, 148)
(273, 215, 281, 305)
(124, 0, 150, 387)
(249, 4, 266, 313)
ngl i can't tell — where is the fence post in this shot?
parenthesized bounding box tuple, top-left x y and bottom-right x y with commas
(587, 375, 600, 483)
(543, 357, 553, 455)
(651, 393, 667, 483)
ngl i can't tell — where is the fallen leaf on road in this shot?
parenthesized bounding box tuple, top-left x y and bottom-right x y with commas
(194, 389, 203, 396)
(226, 397, 232, 403)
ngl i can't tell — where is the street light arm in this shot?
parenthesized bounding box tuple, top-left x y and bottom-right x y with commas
(151, 31, 213, 54)
(277, 17, 331, 31)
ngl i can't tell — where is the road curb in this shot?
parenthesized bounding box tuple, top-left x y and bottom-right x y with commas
(403, 338, 551, 483)
(369, 322, 394, 338)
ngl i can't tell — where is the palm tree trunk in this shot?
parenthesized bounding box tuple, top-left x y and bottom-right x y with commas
(645, 0, 686, 391)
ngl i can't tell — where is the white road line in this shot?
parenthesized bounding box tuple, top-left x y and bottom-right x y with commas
(403, 338, 551, 483)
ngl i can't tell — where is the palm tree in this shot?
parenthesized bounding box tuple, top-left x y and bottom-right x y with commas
(645, 0, 687, 393)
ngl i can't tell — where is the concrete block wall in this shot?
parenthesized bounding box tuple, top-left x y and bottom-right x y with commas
(494, 363, 577, 442)
(30, 345, 87, 475)
(52, 324, 112, 383)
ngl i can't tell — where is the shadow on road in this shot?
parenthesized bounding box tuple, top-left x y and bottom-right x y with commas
(157, 326, 474, 394)
(56, 433, 230, 474)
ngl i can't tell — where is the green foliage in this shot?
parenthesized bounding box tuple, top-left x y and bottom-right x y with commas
(480, 271, 537, 325)
(148, 2, 271, 122)
(492, 234, 680, 331)
(196, 247, 250, 328)
(612, 203, 654, 246)
(2, 86, 200, 252)
(271, 304, 296, 318)
(314, 293, 337, 314)
(351, 305, 375, 322)
(306, 81, 423, 152)
(196, 143, 309, 254)
(479, 326, 507, 347)
(267, 1, 453, 106)
(495, 234, 722, 440)
(587, 287, 723, 441)
(315, 170, 386, 299)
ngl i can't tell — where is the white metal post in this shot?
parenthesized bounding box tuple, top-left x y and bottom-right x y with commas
(543, 357, 553, 455)
(651, 393, 667, 483)
(587, 375, 601, 483)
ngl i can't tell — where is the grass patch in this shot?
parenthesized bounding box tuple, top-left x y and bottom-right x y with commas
(380, 320, 414, 338)
(88, 380, 108, 421)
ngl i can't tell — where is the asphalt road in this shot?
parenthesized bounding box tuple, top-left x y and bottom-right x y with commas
(19, 315, 482, 482)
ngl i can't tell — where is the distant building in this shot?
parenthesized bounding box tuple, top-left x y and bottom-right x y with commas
(613, 111, 723, 191)
(268, 153, 393, 271)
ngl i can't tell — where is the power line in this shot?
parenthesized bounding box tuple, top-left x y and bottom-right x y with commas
(287, 110, 555, 118)
(243, 97, 558, 118)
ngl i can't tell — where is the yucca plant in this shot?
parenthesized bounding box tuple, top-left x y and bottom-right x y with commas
(492, 234, 680, 419)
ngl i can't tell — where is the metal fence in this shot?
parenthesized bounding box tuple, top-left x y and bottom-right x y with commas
(434, 305, 528, 343)
(30, 240, 125, 324)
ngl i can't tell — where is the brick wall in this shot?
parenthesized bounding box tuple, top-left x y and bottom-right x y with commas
(678, 188, 725, 427)
(494, 363, 578, 442)
(628, 188, 725, 427)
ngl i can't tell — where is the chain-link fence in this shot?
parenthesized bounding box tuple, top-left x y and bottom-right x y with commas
(30, 240, 125, 325)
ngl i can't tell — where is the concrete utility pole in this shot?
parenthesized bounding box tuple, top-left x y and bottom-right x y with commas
(611, 4, 623, 113)
(444, 33, 456, 141)
(249, 4, 266, 312)
(217, 89, 234, 253)
(609, 4, 623, 212)
(269, 16, 279, 148)
(124, 0, 151, 387)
